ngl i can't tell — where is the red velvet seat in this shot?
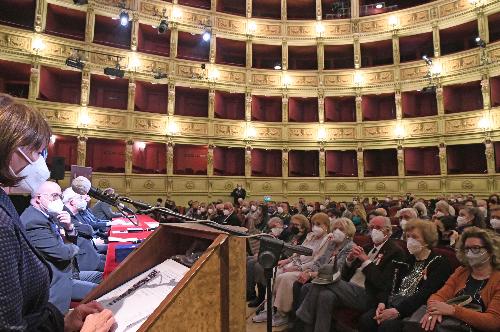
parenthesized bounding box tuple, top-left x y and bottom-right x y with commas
(353, 234, 372, 248)
(433, 246, 461, 271)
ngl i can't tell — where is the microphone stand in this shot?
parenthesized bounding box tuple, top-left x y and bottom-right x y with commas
(120, 199, 311, 332)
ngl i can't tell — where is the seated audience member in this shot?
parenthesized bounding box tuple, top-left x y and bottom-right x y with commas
(359, 220, 452, 332)
(78, 194, 109, 234)
(434, 200, 452, 218)
(222, 202, 241, 226)
(393, 207, 418, 240)
(155, 198, 163, 207)
(90, 188, 122, 220)
(476, 199, 488, 219)
(413, 201, 429, 220)
(304, 203, 316, 220)
(341, 202, 353, 220)
(419, 227, 499, 332)
(457, 206, 486, 233)
(295, 216, 406, 332)
(247, 217, 286, 306)
(276, 202, 292, 226)
(20, 181, 101, 313)
(281, 214, 310, 246)
(374, 207, 388, 217)
(435, 215, 459, 247)
(213, 203, 226, 224)
(488, 194, 500, 208)
(352, 204, 368, 233)
(62, 188, 106, 272)
(206, 203, 217, 221)
(463, 199, 477, 208)
(253, 213, 331, 326)
(488, 204, 500, 233)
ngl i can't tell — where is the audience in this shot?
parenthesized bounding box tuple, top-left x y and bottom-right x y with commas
(90, 188, 122, 220)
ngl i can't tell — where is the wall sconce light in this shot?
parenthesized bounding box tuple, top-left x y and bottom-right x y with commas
(388, 15, 399, 29)
(246, 125, 257, 140)
(478, 115, 492, 131)
(167, 120, 179, 136)
(315, 22, 325, 37)
(207, 67, 220, 81)
(247, 21, 257, 35)
(430, 62, 442, 76)
(128, 54, 141, 71)
(317, 127, 327, 142)
(172, 7, 182, 21)
(32, 36, 45, 53)
(283, 74, 292, 87)
(353, 72, 363, 86)
(79, 111, 90, 127)
(136, 141, 146, 150)
(394, 123, 406, 140)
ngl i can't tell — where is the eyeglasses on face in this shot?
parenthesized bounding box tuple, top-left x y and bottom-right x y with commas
(39, 193, 63, 201)
(462, 246, 486, 254)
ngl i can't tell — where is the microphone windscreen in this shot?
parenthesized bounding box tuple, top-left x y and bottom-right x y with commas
(72, 176, 91, 195)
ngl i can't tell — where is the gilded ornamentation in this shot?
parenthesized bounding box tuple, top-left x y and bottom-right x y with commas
(287, 25, 313, 37)
(445, 117, 480, 133)
(359, 19, 387, 33)
(335, 183, 347, 191)
(42, 109, 76, 124)
(376, 182, 386, 191)
(417, 181, 428, 191)
(462, 180, 474, 190)
(215, 124, 244, 137)
(364, 126, 393, 138)
(400, 10, 430, 27)
(439, 0, 470, 18)
(364, 71, 394, 84)
(298, 183, 309, 191)
(255, 127, 281, 139)
(293, 76, 318, 86)
(252, 74, 280, 86)
(144, 180, 155, 190)
(224, 181, 234, 191)
(90, 52, 127, 68)
(135, 118, 167, 133)
(98, 179, 111, 189)
(327, 128, 355, 140)
(262, 182, 272, 191)
(326, 24, 351, 35)
(139, 2, 158, 16)
(255, 24, 281, 36)
(181, 11, 210, 26)
(444, 54, 479, 72)
(91, 113, 126, 129)
(185, 181, 195, 190)
(407, 122, 438, 136)
(216, 17, 244, 34)
(178, 122, 207, 135)
(218, 70, 245, 84)
(0, 32, 30, 51)
(288, 128, 315, 139)
(400, 66, 428, 80)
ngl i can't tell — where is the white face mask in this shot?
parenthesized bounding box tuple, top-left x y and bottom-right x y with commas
(400, 219, 408, 230)
(9, 149, 50, 194)
(490, 218, 500, 229)
(277, 207, 284, 214)
(76, 198, 87, 211)
(47, 199, 64, 215)
(223, 209, 230, 216)
(307, 206, 314, 212)
(332, 229, 346, 243)
(406, 238, 424, 255)
(435, 211, 445, 218)
(251, 205, 257, 212)
(478, 207, 487, 218)
(370, 228, 385, 244)
(320, 205, 325, 210)
(207, 208, 214, 214)
(457, 216, 469, 227)
(312, 225, 325, 236)
(271, 227, 283, 236)
(466, 250, 490, 267)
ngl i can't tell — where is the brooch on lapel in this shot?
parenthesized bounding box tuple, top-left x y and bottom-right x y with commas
(422, 268, 428, 280)
(375, 253, 384, 265)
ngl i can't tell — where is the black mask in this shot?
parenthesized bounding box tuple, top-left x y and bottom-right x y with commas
(289, 226, 300, 235)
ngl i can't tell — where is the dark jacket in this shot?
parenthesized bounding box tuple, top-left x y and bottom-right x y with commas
(230, 188, 246, 205)
(0, 189, 63, 331)
(78, 209, 108, 232)
(90, 201, 121, 220)
(20, 206, 78, 313)
(387, 251, 452, 318)
(223, 212, 241, 227)
(341, 239, 406, 305)
(67, 208, 102, 271)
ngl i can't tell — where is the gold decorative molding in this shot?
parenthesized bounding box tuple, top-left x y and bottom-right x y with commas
(445, 116, 481, 133)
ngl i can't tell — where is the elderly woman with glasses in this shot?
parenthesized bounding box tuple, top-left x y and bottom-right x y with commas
(420, 227, 500, 332)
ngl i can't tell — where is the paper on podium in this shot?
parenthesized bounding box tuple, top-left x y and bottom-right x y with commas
(97, 259, 189, 332)
(144, 221, 160, 229)
(109, 218, 135, 226)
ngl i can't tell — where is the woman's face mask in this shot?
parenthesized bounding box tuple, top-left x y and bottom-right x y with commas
(9, 148, 50, 194)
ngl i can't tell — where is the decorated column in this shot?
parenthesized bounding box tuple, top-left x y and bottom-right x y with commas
(127, 79, 136, 112)
(481, 74, 491, 110)
(355, 92, 362, 123)
(29, 65, 40, 101)
(282, 94, 289, 123)
(397, 145, 405, 177)
(168, 81, 176, 116)
(85, 3, 95, 43)
(353, 36, 361, 69)
(245, 91, 252, 121)
(208, 89, 215, 119)
(319, 147, 326, 178)
(169, 27, 178, 59)
(357, 147, 364, 178)
(81, 69, 90, 107)
(282, 148, 289, 178)
(395, 89, 402, 119)
(130, 14, 139, 51)
(34, 0, 46, 32)
(485, 139, 495, 175)
(245, 146, 252, 178)
(432, 23, 440, 57)
(436, 84, 444, 116)
(167, 142, 174, 176)
(438, 143, 447, 176)
(246, 39, 252, 68)
(125, 139, 133, 174)
(77, 136, 87, 167)
(207, 145, 214, 177)
(318, 90, 325, 123)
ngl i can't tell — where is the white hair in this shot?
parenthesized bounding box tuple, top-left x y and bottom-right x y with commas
(396, 208, 418, 219)
(413, 201, 428, 217)
(62, 187, 79, 204)
(374, 207, 387, 216)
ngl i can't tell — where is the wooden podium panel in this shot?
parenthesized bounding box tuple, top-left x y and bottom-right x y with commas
(84, 223, 246, 332)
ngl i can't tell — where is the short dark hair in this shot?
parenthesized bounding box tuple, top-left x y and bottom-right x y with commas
(0, 93, 52, 187)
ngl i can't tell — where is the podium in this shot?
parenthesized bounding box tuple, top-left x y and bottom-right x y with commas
(83, 223, 246, 332)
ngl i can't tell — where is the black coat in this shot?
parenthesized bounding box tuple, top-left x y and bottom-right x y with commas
(0, 189, 63, 331)
(388, 251, 452, 318)
(341, 239, 407, 306)
(230, 188, 246, 205)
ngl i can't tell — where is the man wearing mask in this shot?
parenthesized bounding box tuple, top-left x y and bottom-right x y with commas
(393, 207, 417, 240)
(296, 216, 406, 332)
(62, 188, 106, 272)
(90, 188, 122, 220)
(488, 204, 500, 233)
(230, 184, 246, 206)
(304, 203, 315, 220)
(20, 181, 101, 314)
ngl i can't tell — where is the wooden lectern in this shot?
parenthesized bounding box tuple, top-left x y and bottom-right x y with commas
(83, 223, 246, 332)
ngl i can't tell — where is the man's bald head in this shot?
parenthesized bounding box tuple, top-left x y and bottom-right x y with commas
(33, 181, 61, 197)
(31, 181, 62, 212)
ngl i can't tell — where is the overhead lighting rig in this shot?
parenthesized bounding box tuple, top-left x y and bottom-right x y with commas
(116, 0, 130, 27)
(73, 0, 88, 4)
(153, 8, 169, 34)
(65, 48, 125, 78)
(153, 71, 168, 80)
(65, 49, 85, 70)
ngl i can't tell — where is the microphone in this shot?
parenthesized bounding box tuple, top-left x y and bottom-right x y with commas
(71, 176, 134, 214)
(283, 243, 313, 256)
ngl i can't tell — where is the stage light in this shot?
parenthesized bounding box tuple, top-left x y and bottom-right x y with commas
(158, 19, 168, 33)
(422, 85, 437, 94)
(375, 3, 384, 9)
(73, 0, 88, 4)
(247, 21, 257, 35)
(422, 55, 432, 65)
(104, 65, 125, 78)
(475, 37, 486, 48)
(202, 30, 211, 42)
(65, 57, 84, 70)
(172, 7, 182, 20)
(353, 72, 363, 85)
(274, 63, 282, 70)
(154, 72, 168, 80)
(32, 37, 45, 52)
(119, 10, 129, 27)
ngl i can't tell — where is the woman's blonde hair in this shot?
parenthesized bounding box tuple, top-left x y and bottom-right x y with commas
(455, 227, 499, 270)
(405, 219, 439, 248)
(311, 212, 331, 233)
(332, 217, 356, 238)
(291, 214, 311, 232)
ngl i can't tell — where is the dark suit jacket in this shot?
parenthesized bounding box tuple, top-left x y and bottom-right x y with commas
(341, 239, 406, 305)
(20, 206, 78, 313)
(90, 201, 121, 220)
(66, 207, 102, 271)
(78, 209, 108, 232)
(224, 212, 241, 226)
(0, 190, 63, 331)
